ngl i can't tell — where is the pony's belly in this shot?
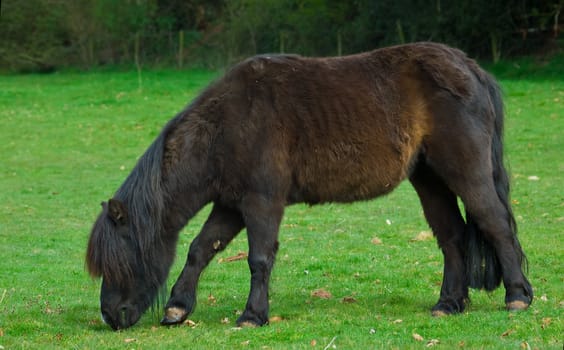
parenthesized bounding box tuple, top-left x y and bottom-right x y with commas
(289, 166, 404, 205)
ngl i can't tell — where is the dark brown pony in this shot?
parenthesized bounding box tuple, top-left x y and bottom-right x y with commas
(86, 42, 532, 330)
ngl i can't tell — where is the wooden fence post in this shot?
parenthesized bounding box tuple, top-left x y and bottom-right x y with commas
(178, 30, 184, 68)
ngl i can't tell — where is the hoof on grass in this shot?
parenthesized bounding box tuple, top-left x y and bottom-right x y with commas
(506, 300, 529, 311)
(431, 309, 449, 317)
(237, 321, 260, 328)
(161, 306, 188, 326)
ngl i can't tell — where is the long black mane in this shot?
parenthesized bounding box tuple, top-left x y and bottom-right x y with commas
(87, 129, 169, 287)
(87, 82, 220, 288)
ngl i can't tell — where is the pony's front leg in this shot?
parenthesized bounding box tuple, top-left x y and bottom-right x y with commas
(161, 203, 244, 325)
(237, 195, 284, 327)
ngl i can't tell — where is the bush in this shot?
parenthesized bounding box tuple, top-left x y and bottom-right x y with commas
(0, 0, 560, 71)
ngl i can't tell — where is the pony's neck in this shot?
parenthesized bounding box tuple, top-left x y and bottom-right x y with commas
(160, 109, 219, 239)
(164, 191, 212, 237)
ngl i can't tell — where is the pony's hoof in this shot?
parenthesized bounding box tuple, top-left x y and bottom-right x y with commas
(236, 312, 267, 327)
(431, 309, 449, 317)
(506, 300, 529, 311)
(161, 306, 188, 325)
(238, 321, 260, 328)
(431, 298, 466, 317)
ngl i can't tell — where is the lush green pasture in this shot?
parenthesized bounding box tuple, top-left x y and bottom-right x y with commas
(0, 63, 562, 349)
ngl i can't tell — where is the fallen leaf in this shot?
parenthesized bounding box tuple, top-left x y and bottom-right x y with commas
(311, 339, 317, 347)
(541, 317, 551, 329)
(208, 293, 217, 304)
(501, 329, 514, 337)
(426, 339, 440, 347)
(411, 231, 434, 242)
(311, 288, 332, 299)
(540, 294, 548, 302)
(241, 340, 250, 346)
(269, 316, 283, 323)
(392, 319, 403, 324)
(184, 319, 197, 328)
(520, 341, 531, 350)
(527, 175, 539, 181)
(124, 338, 136, 343)
(412, 333, 424, 341)
(341, 296, 357, 303)
(0, 328, 3, 337)
(218, 252, 248, 263)
(371, 237, 383, 245)
(221, 317, 230, 324)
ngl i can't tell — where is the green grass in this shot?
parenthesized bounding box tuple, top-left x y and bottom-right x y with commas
(0, 62, 562, 349)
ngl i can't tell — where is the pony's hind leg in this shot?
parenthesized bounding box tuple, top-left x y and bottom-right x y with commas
(410, 161, 469, 315)
(456, 184, 533, 309)
(161, 203, 245, 325)
(425, 132, 532, 311)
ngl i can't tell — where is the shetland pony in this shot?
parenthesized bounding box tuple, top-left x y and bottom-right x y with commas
(86, 42, 532, 330)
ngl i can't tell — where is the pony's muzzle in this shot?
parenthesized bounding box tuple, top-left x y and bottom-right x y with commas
(101, 304, 139, 330)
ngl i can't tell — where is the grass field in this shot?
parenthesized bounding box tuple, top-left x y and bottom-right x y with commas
(0, 57, 562, 349)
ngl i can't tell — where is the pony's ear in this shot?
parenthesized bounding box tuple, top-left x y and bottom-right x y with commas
(107, 199, 128, 226)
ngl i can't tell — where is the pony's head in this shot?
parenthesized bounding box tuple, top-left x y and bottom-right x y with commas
(85, 107, 217, 330)
(86, 198, 172, 330)
(86, 133, 180, 330)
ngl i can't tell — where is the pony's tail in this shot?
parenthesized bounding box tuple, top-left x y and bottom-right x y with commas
(465, 74, 526, 291)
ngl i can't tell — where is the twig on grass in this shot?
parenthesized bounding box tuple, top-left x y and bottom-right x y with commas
(323, 336, 337, 350)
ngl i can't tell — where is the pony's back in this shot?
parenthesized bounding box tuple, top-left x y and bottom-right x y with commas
(215, 43, 485, 204)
